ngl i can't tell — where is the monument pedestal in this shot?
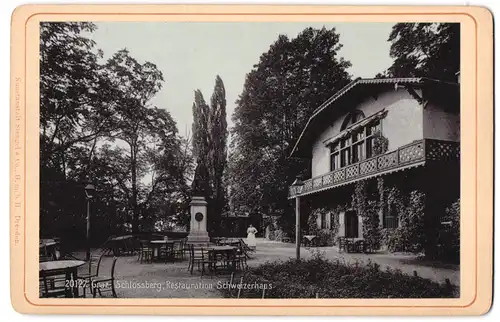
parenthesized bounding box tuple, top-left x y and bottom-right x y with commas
(187, 196, 210, 244)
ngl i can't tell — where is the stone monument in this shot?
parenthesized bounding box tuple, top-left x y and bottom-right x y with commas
(187, 162, 210, 244)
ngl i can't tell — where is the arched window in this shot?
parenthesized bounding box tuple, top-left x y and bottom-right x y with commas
(341, 110, 365, 131)
(330, 109, 384, 170)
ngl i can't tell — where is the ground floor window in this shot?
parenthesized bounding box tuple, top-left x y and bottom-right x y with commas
(330, 213, 337, 231)
(384, 204, 399, 229)
(321, 212, 327, 229)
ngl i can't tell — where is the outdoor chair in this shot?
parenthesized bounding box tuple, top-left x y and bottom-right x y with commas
(173, 239, 186, 261)
(137, 240, 153, 264)
(187, 244, 201, 274)
(39, 254, 53, 262)
(182, 238, 190, 255)
(362, 240, 375, 253)
(159, 243, 175, 263)
(345, 239, 356, 253)
(237, 239, 255, 259)
(337, 237, 347, 252)
(78, 251, 105, 297)
(199, 247, 218, 278)
(39, 270, 71, 298)
(121, 237, 135, 256)
(39, 243, 49, 255)
(92, 257, 118, 298)
(99, 235, 117, 256)
(218, 248, 239, 273)
(354, 240, 365, 253)
(235, 246, 248, 271)
(131, 238, 142, 254)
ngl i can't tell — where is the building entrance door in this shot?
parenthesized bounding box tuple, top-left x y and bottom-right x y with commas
(345, 211, 359, 238)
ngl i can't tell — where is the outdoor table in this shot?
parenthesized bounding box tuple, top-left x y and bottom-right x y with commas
(109, 235, 134, 256)
(39, 239, 61, 259)
(206, 246, 238, 273)
(39, 260, 86, 297)
(150, 240, 175, 261)
(219, 239, 240, 247)
(111, 235, 134, 241)
(302, 235, 317, 247)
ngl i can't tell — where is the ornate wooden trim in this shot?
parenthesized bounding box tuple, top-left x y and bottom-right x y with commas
(288, 139, 459, 198)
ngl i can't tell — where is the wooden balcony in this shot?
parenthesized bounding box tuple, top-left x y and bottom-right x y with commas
(288, 139, 459, 198)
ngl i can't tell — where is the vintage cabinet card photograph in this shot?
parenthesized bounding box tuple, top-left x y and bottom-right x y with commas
(10, 4, 493, 315)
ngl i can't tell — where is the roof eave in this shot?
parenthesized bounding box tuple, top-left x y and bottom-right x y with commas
(288, 77, 458, 160)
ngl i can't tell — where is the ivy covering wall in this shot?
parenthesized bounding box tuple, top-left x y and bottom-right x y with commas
(351, 180, 381, 249)
(304, 173, 459, 261)
(307, 206, 345, 246)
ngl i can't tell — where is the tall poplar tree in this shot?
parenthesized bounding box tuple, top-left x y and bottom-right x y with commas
(191, 76, 228, 234)
(208, 76, 228, 231)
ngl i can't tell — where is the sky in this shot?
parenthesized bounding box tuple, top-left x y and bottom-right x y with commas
(89, 22, 395, 138)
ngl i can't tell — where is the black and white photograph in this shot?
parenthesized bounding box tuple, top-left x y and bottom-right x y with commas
(39, 21, 460, 299)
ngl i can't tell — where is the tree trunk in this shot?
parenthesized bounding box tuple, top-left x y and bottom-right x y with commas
(131, 143, 139, 233)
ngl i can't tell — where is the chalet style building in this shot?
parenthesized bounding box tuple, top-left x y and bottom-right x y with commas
(289, 77, 460, 252)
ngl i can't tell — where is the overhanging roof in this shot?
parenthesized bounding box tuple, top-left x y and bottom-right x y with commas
(289, 77, 459, 158)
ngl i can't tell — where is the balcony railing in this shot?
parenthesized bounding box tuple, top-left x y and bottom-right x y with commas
(289, 139, 459, 198)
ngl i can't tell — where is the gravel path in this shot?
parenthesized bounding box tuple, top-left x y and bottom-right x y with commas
(246, 239, 459, 286)
(82, 238, 459, 298)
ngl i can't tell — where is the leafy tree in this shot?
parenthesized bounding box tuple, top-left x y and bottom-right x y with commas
(39, 22, 116, 245)
(228, 27, 351, 228)
(40, 22, 115, 175)
(381, 23, 460, 80)
(40, 23, 194, 240)
(103, 49, 181, 232)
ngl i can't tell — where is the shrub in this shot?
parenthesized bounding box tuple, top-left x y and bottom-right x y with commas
(315, 229, 337, 246)
(436, 199, 460, 263)
(307, 206, 342, 246)
(383, 190, 426, 254)
(307, 209, 320, 235)
(272, 229, 283, 241)
(221, 255, 457, 298)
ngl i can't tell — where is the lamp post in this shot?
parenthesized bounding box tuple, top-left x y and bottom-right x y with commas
(84, 183, 95, 261)
(290, 175, 304, 260)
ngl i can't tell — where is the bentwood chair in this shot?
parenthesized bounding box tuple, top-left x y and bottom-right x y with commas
(92, 257, 118, 298)
(159, 243, 175, 263)
(138, 240, 153, 264)
(172, 239, 186, 261)
(78, 251, 105, 297)
(39, 254, 53, 262)
(39, 270, 71, 298)
(188, 244, 205, 274)
(200, 247, 218, 278)
(337, 237, 347, 252)
(220, 247, 239, 273)
(120, 237, 133, 256)
(235, 246, 248, 270)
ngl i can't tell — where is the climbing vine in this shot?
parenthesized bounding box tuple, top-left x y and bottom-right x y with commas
(382, 188, 427, 253)
(307, 208, 321, 235)
(352, 180, 381, 248)
(307, 205, 347, 246)
(377, 177, 385, 217)
(373, 131, 389, 156)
